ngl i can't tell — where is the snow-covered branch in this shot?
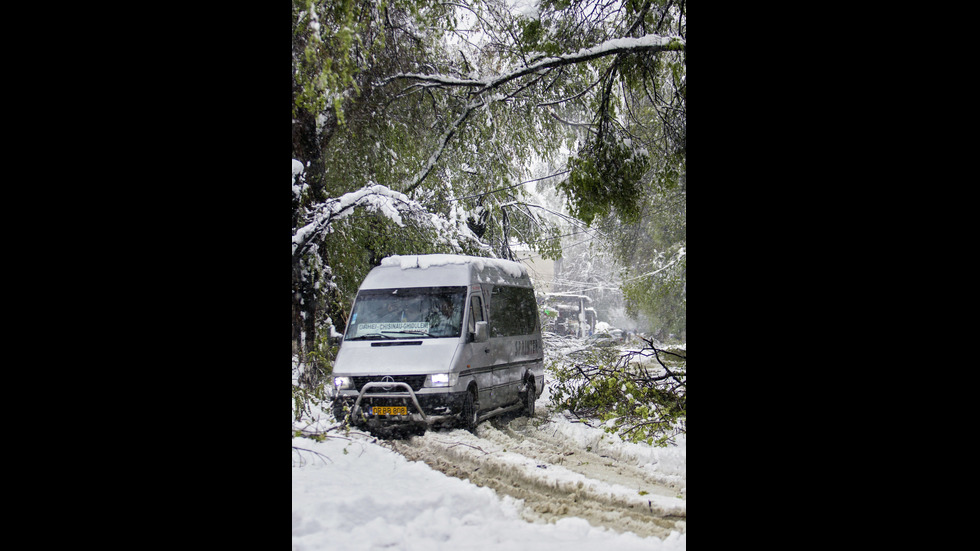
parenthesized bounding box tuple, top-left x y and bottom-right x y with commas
(384, 34, 685, 95)
(384, 33, 683, 201)
(620, 246, 685, 284)
(291, 180, 477, 260)
(548, 109, 598, 133)
(385, 73, 485, 87)
(483, 34, 684, 93)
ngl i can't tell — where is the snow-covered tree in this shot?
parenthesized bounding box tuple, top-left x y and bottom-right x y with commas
(291, 160, 481, 366)
(292, 0, 686, 369)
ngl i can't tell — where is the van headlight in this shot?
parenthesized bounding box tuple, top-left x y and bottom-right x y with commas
(427, 373, 457, 387)
(333, 376, 352, 390)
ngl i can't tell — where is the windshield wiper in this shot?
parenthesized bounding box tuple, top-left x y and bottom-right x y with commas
(382, 330, 436, 338)
(346, 333, 396, 340)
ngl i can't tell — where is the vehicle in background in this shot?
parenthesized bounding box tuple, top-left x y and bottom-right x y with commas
(587, 327, 625, 347)
(538, 293, 595, 338)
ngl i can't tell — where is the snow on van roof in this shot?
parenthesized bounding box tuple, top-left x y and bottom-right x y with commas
(380, 254, 527, 279)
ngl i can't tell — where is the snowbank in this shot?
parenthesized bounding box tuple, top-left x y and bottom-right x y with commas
(292, 434, 685, 551)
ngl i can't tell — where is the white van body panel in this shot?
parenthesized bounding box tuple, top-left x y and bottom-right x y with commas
(333, 340, 461, 377)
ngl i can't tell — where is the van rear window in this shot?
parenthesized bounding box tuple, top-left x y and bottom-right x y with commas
(488, 286, 539, 337)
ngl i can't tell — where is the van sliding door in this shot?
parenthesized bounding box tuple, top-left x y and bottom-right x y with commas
(486, 285, 539, 408)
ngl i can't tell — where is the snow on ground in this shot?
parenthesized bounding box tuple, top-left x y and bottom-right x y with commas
(292, 337, 686, 550)
(292, 422, 685, 551)
(292, 431, 685, 551)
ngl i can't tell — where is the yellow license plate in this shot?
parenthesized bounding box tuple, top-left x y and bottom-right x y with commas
(371, 406, 407, 416)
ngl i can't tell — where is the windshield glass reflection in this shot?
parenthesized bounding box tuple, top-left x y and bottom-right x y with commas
(345, 286, 466, 340)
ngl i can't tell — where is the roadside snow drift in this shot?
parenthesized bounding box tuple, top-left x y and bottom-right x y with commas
(292, 434, 685, 551)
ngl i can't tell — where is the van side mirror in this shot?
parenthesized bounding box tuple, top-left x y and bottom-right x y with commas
(472, 321, 489, 343)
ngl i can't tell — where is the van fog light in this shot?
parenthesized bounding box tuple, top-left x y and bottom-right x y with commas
(428, 373, 457, 387)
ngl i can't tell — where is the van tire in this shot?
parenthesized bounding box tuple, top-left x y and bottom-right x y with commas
(460, 389, 479, 431)
(521, 377, 535, 418)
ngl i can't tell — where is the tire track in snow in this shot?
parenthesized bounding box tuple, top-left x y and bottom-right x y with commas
(481, 415, 685, 499)
(389, 412, 685, 540)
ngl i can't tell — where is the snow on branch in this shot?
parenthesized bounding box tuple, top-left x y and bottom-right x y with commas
(385, 34, 682, 195)
(384, 34, 685, 94)
(385, 73, 485, 87)
(485, 34, 684, 92)
(291, 182, 476, 260)
(620, 246, 686, 283)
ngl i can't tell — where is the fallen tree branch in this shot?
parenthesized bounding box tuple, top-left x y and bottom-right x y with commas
(291, 446, 333, 465)
(549, 337, 685, 446)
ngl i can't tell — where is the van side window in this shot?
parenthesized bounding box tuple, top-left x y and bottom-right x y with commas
(488, 286, 540, 337)
(468, 294, 484, 333)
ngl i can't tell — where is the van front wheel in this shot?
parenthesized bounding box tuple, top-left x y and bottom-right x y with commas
(460, 390, 479, 431)
(522, 378, 535, 418)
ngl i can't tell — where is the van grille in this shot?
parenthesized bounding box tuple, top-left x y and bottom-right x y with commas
(353, 375, 426, 392)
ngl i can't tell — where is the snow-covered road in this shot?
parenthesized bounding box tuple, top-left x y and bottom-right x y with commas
(292, 338, 686, 550)
(292, 411, 685, 550)
(391, 406, 685, 539)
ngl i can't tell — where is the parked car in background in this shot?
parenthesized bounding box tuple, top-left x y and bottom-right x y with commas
(587, 327, 625, 347)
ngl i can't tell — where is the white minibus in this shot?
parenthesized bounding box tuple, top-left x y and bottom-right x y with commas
(331, 254, 544, 432)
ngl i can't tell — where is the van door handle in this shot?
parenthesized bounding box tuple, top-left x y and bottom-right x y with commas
(484, 347, 490, 354)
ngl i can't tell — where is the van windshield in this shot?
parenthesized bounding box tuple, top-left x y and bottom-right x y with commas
(345, 286, 466, 340)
